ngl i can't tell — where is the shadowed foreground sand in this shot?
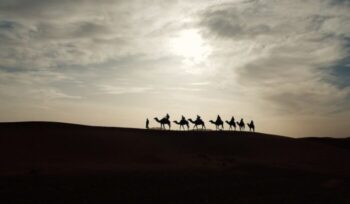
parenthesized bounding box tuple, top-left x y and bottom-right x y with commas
(0, 122, 350, 203)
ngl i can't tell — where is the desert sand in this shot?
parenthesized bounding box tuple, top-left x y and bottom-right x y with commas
(0, 122, 349, 203)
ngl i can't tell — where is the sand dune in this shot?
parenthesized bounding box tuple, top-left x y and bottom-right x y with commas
(1, 122, 350, 203)
(1, 121, 349, 176)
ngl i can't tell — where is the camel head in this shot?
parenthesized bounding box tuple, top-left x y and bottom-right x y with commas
(209, 120, 215, 124)
(154, 117, 160, 122)
(225, 120, 230, 124)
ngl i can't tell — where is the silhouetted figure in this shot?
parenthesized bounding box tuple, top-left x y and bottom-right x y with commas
(146, 118, 149, 129)
(209, 115, 224, 130)
(217, 115, 223, 129)
(166, 113, 170, 119)
(173, 116, 189, 130)
(236, 118, 245, 131)
(189, 117, 206, 130)
(247, 120, 255, 132)
(217, 115, 222, 123)
(154, 116, 171, 130)
(225, 116, 236, 131)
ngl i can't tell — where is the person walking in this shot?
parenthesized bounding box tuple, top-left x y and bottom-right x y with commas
(146, 118, 150, 129)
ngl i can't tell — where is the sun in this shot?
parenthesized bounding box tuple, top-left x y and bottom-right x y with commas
(170, 29, 211, 64)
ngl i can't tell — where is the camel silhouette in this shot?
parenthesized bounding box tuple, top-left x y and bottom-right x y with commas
(209, 120, 224, 130)
(225, 117, 236, 130)
(247, 120, 255, 132)
(236, 119, 245, 131)
(188, 118, 206, 130)
(154, 117, 171, 130)
(173, 119, 189, 130)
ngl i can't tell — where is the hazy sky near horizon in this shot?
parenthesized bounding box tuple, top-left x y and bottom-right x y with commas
(0, 0, 349, 137)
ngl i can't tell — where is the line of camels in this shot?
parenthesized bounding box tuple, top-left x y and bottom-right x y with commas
(150, 114, 255, 132)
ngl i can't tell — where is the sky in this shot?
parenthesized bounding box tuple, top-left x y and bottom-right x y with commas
(0, 0, 349, 137)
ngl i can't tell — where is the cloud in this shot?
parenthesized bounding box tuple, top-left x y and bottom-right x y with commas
(0, 69, 80, 101)
(30, 88, 82, 100)
(98, 84, 153, 95)
(199, 0, 350, 115)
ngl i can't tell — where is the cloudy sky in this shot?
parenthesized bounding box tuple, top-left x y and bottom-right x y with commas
(0, 0, 349, 137)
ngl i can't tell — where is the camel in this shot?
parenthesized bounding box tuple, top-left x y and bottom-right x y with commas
(236, 119, 245, 131)
(225, 117, 236, 130)
(209, 120, 224, 130)
(247, 121, 255, 132)
(173, 119, 189, 130)
(154, 117, 171, 130)
(188, 118, 206, 130)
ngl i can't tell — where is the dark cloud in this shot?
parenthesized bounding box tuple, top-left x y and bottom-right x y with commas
(0, 0, 77, 19)
(199, 0, 350, 42)
(200, 6, 272, 39)
(0, 0, 120, 20)
(329, 56, 350, 89)
(35, 22, 112, 40)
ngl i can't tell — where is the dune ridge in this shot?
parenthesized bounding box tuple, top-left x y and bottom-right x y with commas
(0, 121, 350, 176)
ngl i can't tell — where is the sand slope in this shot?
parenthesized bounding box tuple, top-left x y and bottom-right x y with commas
(1, 121, 349, 176)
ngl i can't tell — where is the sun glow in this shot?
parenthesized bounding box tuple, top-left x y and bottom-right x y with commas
(170, 29, 211, 65)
